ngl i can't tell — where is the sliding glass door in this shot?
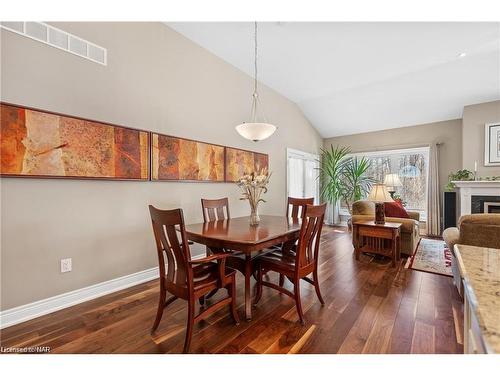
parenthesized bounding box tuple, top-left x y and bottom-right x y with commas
(287, 148, 319, 204)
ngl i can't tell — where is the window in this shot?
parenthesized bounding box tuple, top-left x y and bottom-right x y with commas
(349, 147, 430, 221)
(287, 148, 320, 204)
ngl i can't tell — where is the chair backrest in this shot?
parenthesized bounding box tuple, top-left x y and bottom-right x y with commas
(287, 197, 314, 219)
(352, 200, 375, 215)
(149, 205, 191, 288)
(458, 214, 500, 249)
(295, 203, 327, 269)
(201, 198, 230, 222)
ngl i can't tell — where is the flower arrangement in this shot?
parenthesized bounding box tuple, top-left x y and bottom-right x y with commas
(237, 168, 271, 225)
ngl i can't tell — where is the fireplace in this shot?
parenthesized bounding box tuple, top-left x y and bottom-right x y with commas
(484, 202, 500, 214)
(471, 195, 500, 214)
(453, 181, 500, 217)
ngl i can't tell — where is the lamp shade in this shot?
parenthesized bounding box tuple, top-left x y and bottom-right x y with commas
(368, 184, 394, 202)
(235, 122, 277, 142)
(383, 173, 403, 188)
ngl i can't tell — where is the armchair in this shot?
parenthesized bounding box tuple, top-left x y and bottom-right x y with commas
(443, 214, 500, 295)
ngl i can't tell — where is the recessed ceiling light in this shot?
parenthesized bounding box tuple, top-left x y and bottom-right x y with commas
(458, 52, 467, 58)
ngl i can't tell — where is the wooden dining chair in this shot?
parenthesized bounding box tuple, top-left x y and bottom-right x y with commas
(287, 197, 314, 219)
(201, 197, 230, 223)
(254, 203, 327, 324)
(148, 205, 239, 353)
(274, 197, 315, 286)
(200, 197, 233, 304)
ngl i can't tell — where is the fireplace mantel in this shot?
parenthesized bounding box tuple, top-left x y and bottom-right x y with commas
(453, 180, 500, 216)
(453, 181, 500, 188)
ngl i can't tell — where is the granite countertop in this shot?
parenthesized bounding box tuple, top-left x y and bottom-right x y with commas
(455, 244, 500, 353)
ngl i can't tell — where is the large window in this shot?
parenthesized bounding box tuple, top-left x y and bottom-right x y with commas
(350, 147, 430, 221)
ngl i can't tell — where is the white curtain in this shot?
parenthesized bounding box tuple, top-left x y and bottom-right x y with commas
(288, 157, 304, 198)
(427, 143, 441, 236)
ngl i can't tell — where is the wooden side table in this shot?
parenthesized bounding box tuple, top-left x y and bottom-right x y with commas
(353, 220, 402, 267)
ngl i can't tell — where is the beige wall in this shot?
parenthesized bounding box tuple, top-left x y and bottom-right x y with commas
(323, 119, 463, 194)
(0, 23, 322, 310)
(462, 100, 500, 177)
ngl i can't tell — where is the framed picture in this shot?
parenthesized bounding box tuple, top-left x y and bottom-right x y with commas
(225, 147, 269, 182)
(151, 133, 225, 182)
(484, 122, 500, 166)
(1, 102, 150, 180)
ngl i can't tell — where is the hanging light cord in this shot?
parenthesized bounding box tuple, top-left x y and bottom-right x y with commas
(254, 21, 259, 96)
(248, 21, 269, 124)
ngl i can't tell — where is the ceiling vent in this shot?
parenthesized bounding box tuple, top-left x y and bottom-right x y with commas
(1, 22, 107, 66)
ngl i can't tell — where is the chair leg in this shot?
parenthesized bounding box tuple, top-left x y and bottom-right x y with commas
(151, 288, 166, 333)
(313, 269, 325, 305)
(279, 274, 285, 287)
(253, 263, 263, 305)
(294, 280, 305, 325)
(183, 299, 195, 354)
(228, 278, 240, 325)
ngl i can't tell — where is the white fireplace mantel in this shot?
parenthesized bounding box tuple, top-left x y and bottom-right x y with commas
(453, 180, 500, 216)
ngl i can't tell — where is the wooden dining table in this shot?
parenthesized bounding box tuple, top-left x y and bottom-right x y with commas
(184, 215, 302, 320)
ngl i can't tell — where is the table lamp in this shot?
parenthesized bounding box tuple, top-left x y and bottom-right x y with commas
(368, 184, 394, 224)
(383, 173, 402, 198)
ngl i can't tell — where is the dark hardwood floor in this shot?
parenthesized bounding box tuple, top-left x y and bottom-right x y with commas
(0, 227, 464, 354)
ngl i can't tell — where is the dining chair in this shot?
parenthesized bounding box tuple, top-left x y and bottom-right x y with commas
(275, 197, 315, 286)
(148, 205, 239, 353)
(200, 197, 233, 303)
(287, 197, 314, 219)
(201, 197, 230, 223)
(254, 203, 327, 324)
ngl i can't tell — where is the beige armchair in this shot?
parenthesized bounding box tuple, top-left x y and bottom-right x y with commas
(351, 200, 420, 256)
(443, 214, 500, 295)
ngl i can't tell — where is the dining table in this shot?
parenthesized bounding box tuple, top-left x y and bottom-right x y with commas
(184, 215, 302, 320)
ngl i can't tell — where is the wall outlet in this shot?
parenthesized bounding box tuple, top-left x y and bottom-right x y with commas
(60, 258, 72, 273)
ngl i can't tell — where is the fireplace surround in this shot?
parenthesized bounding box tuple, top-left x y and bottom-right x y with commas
(453, 181, 500, 217)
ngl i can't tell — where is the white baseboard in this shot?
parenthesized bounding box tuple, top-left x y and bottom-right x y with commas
(0, 253, 206, 329)
(0, 267, 160, 329)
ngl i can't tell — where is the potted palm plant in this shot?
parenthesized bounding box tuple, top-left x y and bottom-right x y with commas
(319, 145, 373, 227)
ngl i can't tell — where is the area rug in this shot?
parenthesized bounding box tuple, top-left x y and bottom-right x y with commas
(405, 238, 453, 277)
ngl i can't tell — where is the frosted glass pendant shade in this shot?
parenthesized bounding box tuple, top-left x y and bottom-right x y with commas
(236, 22, 276, 142)
(235, 122, 277, 142)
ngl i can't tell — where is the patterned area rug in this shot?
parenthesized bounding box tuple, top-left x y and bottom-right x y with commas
(406, 238, 453, 277)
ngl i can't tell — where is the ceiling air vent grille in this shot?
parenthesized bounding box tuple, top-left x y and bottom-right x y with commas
(0, 22, 107, 65)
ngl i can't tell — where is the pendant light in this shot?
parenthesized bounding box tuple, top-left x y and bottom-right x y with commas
(235, 22, 277, 142)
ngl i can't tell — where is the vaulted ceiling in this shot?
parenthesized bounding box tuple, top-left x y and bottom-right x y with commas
(167, 22, 500, 138)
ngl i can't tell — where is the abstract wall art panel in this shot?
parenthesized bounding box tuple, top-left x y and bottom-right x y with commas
(151, 133, 225, 181)
(225, 147, 269, 182)
(0, 103, 149, 180)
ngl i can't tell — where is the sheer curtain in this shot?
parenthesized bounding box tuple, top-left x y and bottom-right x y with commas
(287, 149, 320, 204)
(427, 143, 441, 236)
(288, 157, 304, 199)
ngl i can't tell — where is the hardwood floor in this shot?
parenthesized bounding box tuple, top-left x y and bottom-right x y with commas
(0, 227, 464, 354)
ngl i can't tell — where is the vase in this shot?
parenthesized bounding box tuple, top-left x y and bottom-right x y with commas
(249, 203, 260, 226)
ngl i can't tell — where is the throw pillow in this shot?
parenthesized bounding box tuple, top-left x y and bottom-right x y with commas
(384, 201, 410, 219)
